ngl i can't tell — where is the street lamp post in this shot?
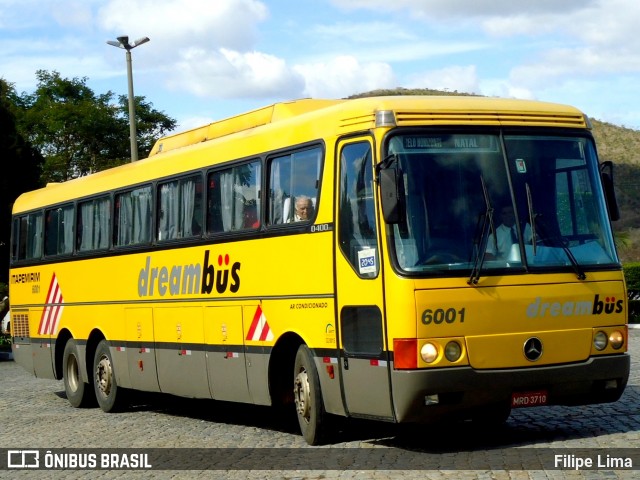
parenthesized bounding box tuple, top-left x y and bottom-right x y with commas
(107, 35, 150, 162)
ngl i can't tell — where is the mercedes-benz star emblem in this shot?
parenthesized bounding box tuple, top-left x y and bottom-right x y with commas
(523, 337, 543, 361)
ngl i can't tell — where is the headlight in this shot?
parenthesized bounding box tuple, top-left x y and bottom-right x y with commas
(594, 331, 608, 351)
(420, 342, 438, 363)
(444, 341, 462, 362)
(609, 330, 624, 350)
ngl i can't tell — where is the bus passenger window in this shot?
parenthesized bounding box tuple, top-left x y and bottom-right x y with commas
(77, 197, 110, 252)
(207, 161, 261, 234)
(267, 147, 322, 225)
(158, 175, 203, 241)
(114, 186, 152, 247)
(14, 213, 43, 261)
(45, 205, 74, 256)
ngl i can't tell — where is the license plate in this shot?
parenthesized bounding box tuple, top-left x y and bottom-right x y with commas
(511, 390, 548, 408)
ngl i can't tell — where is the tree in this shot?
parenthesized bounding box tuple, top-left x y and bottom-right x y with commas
(16, 70, 176, 183)
(0, 79, 44, 283)
(120, 95, 177, 158)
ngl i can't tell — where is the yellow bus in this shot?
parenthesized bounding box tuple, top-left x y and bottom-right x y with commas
(9, 96, 630, 445)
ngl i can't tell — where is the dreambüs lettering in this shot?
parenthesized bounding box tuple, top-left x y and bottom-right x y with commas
(526, 294, 623, 318)
(138, 250, 241, 297)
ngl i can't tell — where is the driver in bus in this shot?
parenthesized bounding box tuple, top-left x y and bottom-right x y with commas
(486, 204, 532, 260)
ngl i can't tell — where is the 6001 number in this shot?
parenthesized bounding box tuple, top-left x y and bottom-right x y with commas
(421, 307, 466, 325)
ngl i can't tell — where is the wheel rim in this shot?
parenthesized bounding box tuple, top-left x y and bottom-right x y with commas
(294, 367, 311, 423)
(95, 354, 113, 398)
(66, 354, 79, 392)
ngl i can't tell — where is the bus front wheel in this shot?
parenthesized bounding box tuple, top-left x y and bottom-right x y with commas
(293, 345, 326, 445)
(93, 340, 126, 412)
(63, 339, 95, 408)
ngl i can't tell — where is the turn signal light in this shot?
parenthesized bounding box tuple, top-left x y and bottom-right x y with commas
(609, 330, 624, 350)
(393, 338, 417, 369)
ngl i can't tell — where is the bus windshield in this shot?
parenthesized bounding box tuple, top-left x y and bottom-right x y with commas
(388, 131, 618, 275)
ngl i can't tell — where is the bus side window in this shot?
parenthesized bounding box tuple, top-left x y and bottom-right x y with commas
(77, 197, 111, 252)
(267, 146, 321, 225)
(158, 175, 203, 241)
(44, 205, 74, 256)
(207, 161, 261, 234)
(114, 186, 152, 247)
(13, 213, 43, 261)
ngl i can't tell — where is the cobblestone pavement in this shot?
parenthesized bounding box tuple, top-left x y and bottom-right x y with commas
(0, 329, 638, 480)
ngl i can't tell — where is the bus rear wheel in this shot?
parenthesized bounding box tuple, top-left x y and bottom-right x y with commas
(93, 340, 126, 412)
(293, 345, 327, 445)
(63, 339, 95, 408)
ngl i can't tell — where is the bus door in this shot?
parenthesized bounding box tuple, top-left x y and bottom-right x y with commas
(154, 306, 210, 398)
(334, 139, 393, 419)
(204, 305, 251, 403)
(125, 307, 160, 392)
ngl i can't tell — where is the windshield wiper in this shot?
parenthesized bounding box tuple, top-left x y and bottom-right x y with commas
(536, 219, 586, 280)
(468, 175, 495, 285)
(526, 186, 586, 281)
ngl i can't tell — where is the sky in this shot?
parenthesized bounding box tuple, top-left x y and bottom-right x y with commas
(2, 0, 640, 134)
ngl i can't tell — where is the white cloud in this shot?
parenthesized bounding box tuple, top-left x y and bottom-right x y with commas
(293, 55, 396, 98)
(311, 21, 415, 44)
(478, 78, 535, 101)
(51, 2, 94, 30)
(331, 0, 592, 18)
(169, 47, 305, 99)
(510, 48, 635, 90)
(98, 0, 268, 54)
(405, 65, 480, 95)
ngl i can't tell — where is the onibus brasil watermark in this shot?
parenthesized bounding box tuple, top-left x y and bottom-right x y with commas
(2, 448, 637, 470)
(6, 450, 151, 470)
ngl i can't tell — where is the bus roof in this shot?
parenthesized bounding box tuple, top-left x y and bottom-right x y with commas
(13, 95, 588, 214)
(148, 98, 344, 156)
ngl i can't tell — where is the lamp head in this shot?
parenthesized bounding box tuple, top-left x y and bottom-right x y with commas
(133, 37, 150, 47)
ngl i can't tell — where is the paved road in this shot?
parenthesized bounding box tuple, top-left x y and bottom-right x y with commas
(0, 330, 638, 479)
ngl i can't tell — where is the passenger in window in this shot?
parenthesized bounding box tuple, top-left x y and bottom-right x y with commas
(486, 205, 532, 260)
(294, 196, 314, 221)
(243, 203, 260, 228)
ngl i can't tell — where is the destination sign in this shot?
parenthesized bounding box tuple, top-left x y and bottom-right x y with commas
(398, 134, 498, 152)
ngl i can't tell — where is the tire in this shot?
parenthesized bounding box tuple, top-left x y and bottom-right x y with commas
(93, 339, 126, 412)
(293, 345, 327, 445)
(62, 339, 95, 408)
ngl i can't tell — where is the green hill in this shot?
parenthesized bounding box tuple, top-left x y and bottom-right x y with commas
(348, 89, 640, 262)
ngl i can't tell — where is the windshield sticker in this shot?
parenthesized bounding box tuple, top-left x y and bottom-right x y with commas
(515, 158, 527, 173)
(358, 248, 377, 275)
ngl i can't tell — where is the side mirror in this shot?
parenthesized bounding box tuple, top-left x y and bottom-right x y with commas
(379, 167, 405, 224)
(600, 161, 620, 221)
